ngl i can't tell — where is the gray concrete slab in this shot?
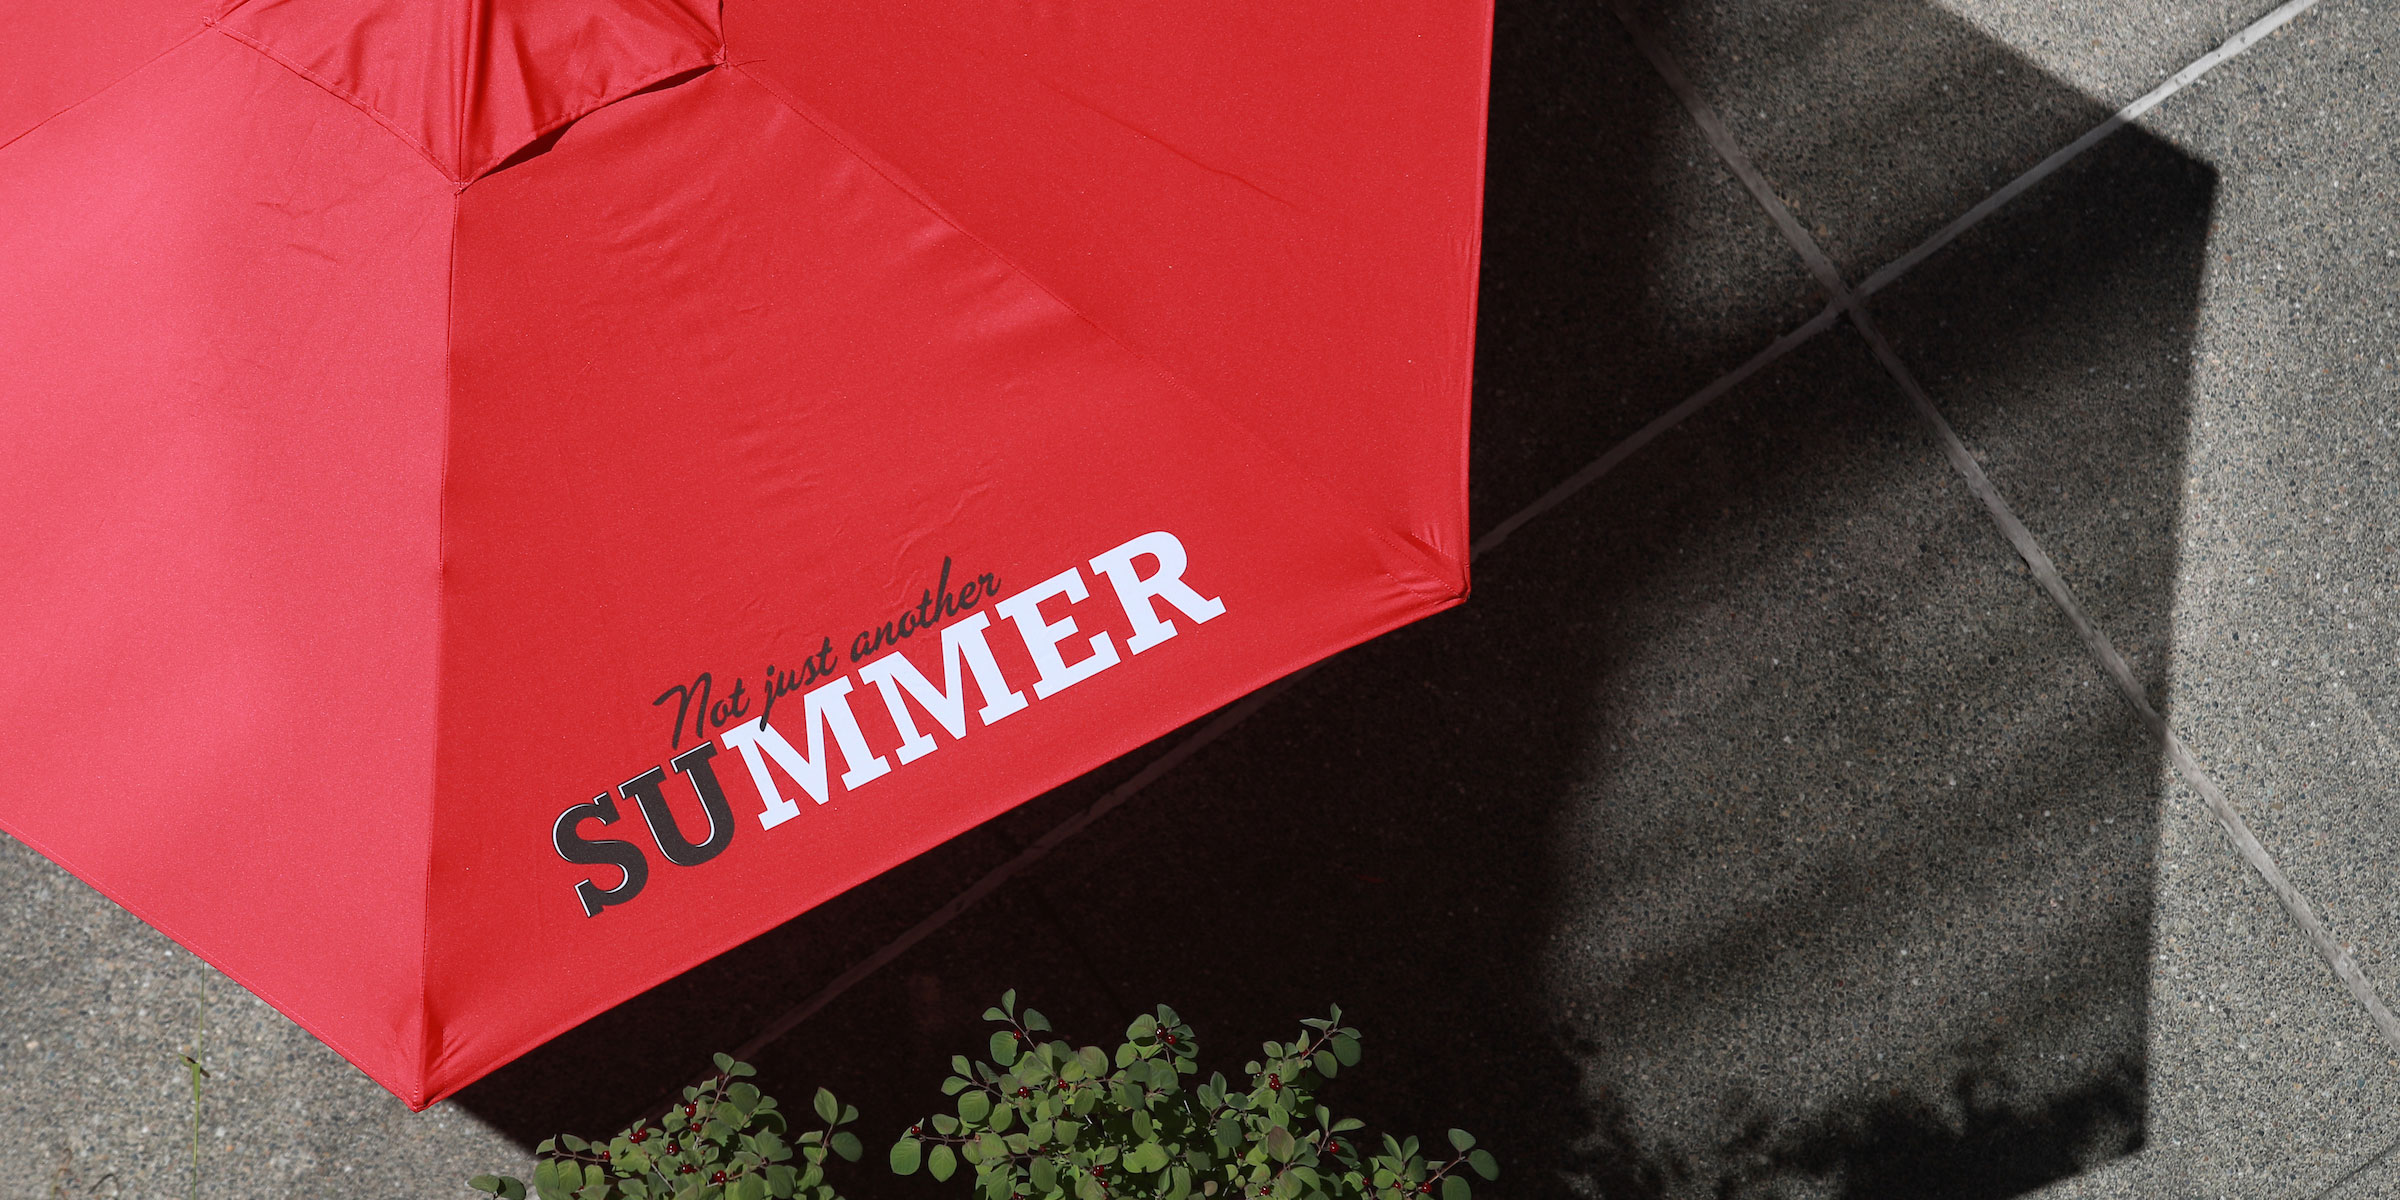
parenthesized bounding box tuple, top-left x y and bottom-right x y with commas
(2021, 774, 2400, 1200)
(1622, 0, 2281, 281)
(1928, 0, 2275, 110)
(2115, 0, 2400, 1049)
(980, 326, 2198, 1199)
(1855, 0, 2400, 1190)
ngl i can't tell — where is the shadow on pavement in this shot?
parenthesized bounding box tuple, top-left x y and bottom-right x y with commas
(458, 4, 2217, 1199)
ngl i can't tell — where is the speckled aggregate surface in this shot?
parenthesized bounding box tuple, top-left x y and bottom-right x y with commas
(9, 1, 2400, 1197)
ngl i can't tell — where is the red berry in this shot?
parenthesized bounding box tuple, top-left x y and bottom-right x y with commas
(1328, 1142, 1342, 1154)
(1017, 1087, 1031, 1098)
(910, 1125, 922, 1136)
(630, 1130, 649, 1144)
(680, 1165, 697, 1175)
(1418, 1184, 1432, 1194)
(1267, 1074, 1282, 1092)
(666, 1140, 680, 1154)
(711, 1172, 727, 1184)
(598, 1150, 611, 1163)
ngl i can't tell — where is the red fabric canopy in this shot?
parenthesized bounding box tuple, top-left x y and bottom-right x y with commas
(0, 0, 1492, 1108)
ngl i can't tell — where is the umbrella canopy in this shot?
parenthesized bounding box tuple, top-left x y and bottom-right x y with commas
(0, 0, 1493, 1108)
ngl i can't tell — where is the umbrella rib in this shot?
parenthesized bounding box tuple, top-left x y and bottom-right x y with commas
(0, 24, 214, 160)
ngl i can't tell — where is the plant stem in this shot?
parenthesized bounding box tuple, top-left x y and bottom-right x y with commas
(185, 978, 207, 1200)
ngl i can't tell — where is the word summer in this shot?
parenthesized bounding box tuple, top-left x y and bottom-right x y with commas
(550, 530, 1227, 916)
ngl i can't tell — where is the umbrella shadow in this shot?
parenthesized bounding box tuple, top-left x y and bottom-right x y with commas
(457, 4, 2217, 1200)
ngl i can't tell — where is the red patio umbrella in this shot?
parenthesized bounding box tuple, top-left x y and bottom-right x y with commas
(0, 0, 1493, 1108)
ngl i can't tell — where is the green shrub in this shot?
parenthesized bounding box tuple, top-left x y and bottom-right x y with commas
(474, 994, 1495, 1200)
(467, 1053, 861, 1200)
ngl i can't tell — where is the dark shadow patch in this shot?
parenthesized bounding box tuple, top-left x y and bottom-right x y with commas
(458, 7, 2216, 1200)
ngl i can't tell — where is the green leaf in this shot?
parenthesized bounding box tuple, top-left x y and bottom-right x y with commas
(829, 1131, 862, 1163)
(470, 1176, 505, 1194)
(561, 1135, 590, 1153)
(577, 1182, 611, 1200)
(942, 1075, 969, 1096)
(977, 1131, 1008, 1163)
(714, 1052, 736, 1074)
(1002, 989, 1018, 1015)
(960, 1090, 992, 1123)
(1467, 1149, 1498, 1181)
(1447, 1129, 1475, 1153)
(983, 1006, 1010, 1023)
(989, 1103, 1015, 1134)
(992, 1030, 1020, 1067)
(891, 1137, 924, 1175)
(929, 1144, 958, 1183)
(729, 1082, 762, 1114)
(1314, 1050, 1338, 1079)
(1442, 1175, 1471, 1200)
(1077, 1046, 1109, 1078)
(1023, 1008, 1052, 1033)
(1265, 1127, 1298, 1163)
(1030, 1156, 1058, 1192)
(812, 1088, 839, 1125)
(1330, 1036, 1361, 1068)
(499, 1180, 529, 1200)
(730, 1178, 767, 1200)
(1127, 1142, 1170, 1173)
(932, 1114, 960, 1136)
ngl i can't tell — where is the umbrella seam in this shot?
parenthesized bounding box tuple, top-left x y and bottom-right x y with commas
(414, 187, 466, 1113)
(204, 20, 457, 185)
(724, 60, 1467, 605)
(0, 23, 214, 161)
(457, 58, 723, 185)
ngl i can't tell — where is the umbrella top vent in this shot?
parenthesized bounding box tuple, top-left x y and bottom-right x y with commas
(209, 0, 721, 184)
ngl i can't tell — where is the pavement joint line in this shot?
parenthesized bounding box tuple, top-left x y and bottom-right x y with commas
(692, 0, 2350, 1082)
(2306, 1128, 2400, 1200)
(1610, 0, 2400, 1057)
(1469, 300, 1843, 558)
